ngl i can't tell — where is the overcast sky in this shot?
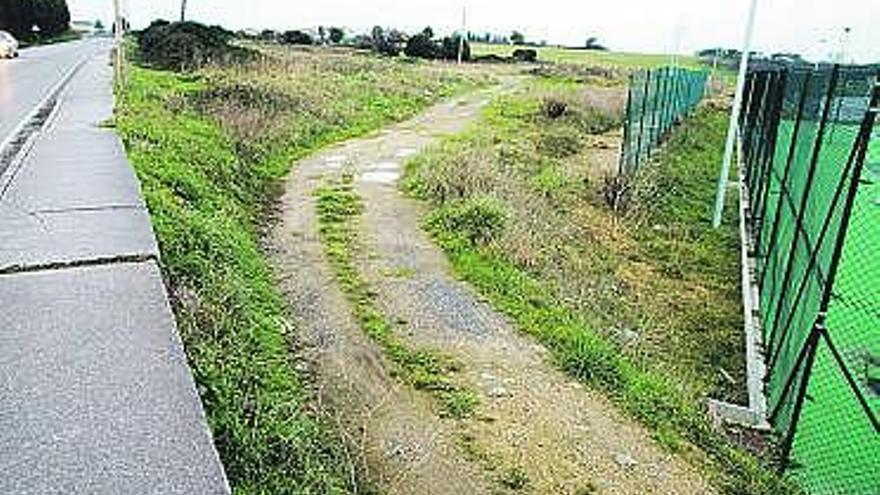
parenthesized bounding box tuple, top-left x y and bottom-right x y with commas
(69, 0, 879, 62)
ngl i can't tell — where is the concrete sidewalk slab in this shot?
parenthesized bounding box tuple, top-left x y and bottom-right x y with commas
(0, 205, 157, 271)
(0, 45, 230, 493)
(0, 262, 228, 495)
(0, 52, 155, 272)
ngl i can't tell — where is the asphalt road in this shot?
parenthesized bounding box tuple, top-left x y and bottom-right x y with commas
(0, 38, 107, 149)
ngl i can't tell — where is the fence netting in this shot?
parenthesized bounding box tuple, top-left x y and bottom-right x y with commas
(740, 63, 879, 494)
(619, 66, 708, 174)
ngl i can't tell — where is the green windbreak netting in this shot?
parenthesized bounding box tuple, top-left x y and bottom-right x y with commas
(619, 66, 708, 174)
(740, 63, 879, 494)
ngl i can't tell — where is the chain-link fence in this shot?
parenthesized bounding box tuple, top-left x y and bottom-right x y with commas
(739, 63, 879, 494)
(619, 66, 709, 174)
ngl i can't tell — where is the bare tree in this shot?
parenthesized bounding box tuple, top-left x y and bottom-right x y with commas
(180, 0, 187, 22)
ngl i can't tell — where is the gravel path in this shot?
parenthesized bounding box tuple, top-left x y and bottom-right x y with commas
(270, 84, 714, 494)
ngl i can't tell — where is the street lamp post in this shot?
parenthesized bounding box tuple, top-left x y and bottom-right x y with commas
(712, 0, 760, 228)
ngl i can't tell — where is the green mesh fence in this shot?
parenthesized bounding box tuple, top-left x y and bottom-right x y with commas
(740, 63, 879, 494)
(619, 66, 708, 174)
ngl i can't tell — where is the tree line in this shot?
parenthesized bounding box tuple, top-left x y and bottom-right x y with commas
(0, 0, 71, 39)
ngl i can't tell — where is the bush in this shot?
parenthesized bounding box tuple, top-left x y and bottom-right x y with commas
(282, 30, 313, 45)
(512, 49, 538, 63)
(404, 33, 437, 59)
(138, 21, 247, 71)
(541, 98, 567, 119)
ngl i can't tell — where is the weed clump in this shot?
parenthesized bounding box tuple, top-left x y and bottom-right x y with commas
(137, 20, 252, 71)
(541, 97, 568, 119)
(426, 196, 509, 246)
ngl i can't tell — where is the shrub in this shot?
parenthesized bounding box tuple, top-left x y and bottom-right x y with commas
(404, 33, 437, 59)
(282, 30, 313, 45)
(512, 48, 538, 63)
(138, 20, 247, 71)
(426, 196, 509, 246)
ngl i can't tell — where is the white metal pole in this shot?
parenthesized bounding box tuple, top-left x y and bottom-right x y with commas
(457, 6, 466, 65)
(712, 0, 760, 228)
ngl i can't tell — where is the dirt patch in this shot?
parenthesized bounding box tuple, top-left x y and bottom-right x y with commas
(270, 82, 714, 494)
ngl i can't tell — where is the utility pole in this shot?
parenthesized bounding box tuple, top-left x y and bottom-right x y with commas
(457, 6, 466, 65)
(712, 0, 760, 228)
(181, 0, 188, 22)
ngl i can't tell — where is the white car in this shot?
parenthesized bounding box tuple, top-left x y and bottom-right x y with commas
(0, 31, 19, 59)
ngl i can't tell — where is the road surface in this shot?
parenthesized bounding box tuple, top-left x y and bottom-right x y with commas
(0, 39, 106, 152)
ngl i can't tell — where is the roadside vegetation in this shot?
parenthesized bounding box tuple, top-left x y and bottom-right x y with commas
(402, 78, 800, 494)
(115, 24, 486, 493)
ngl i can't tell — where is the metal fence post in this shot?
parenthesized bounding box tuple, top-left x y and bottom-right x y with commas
(635, 70, 652, 169)
(619, 74, 635, 174)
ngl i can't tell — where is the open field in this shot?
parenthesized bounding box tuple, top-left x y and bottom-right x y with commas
(116, 34, 797, 494)
(472, 42, 703, 69)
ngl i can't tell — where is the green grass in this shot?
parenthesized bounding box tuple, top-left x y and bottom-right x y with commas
(115, 47, 485, 493)
(472, 42, 702, 70)
(403, 77, 802, 494)
(315, 178, 478, 419)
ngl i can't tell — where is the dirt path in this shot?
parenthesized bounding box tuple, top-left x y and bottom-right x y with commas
(270, 85, 714, 495)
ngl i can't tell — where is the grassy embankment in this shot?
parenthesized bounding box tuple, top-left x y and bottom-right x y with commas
(402, 77, 801, 494)
(115, 47, 485, 494)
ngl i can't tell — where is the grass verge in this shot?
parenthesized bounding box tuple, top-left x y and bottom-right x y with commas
(403, 80, 801, 494)
(315, 176, 478, 419)
(116, 47, 485, 493)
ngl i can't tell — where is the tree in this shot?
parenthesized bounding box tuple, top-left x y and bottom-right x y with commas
(404, 32, 436, 59)
(0, 0, 71, 39)
(584, 36, 607, 51)
(282, 30, 313, 45)
(32, 0, 71, 37)
(317, 26, 326, 44)
(510, 31, 525, 45)
(94, 19, 104, 31)
(328, 26, 344, 44)
(180, 0, 187, 22)
(370, 26, 399, 56)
